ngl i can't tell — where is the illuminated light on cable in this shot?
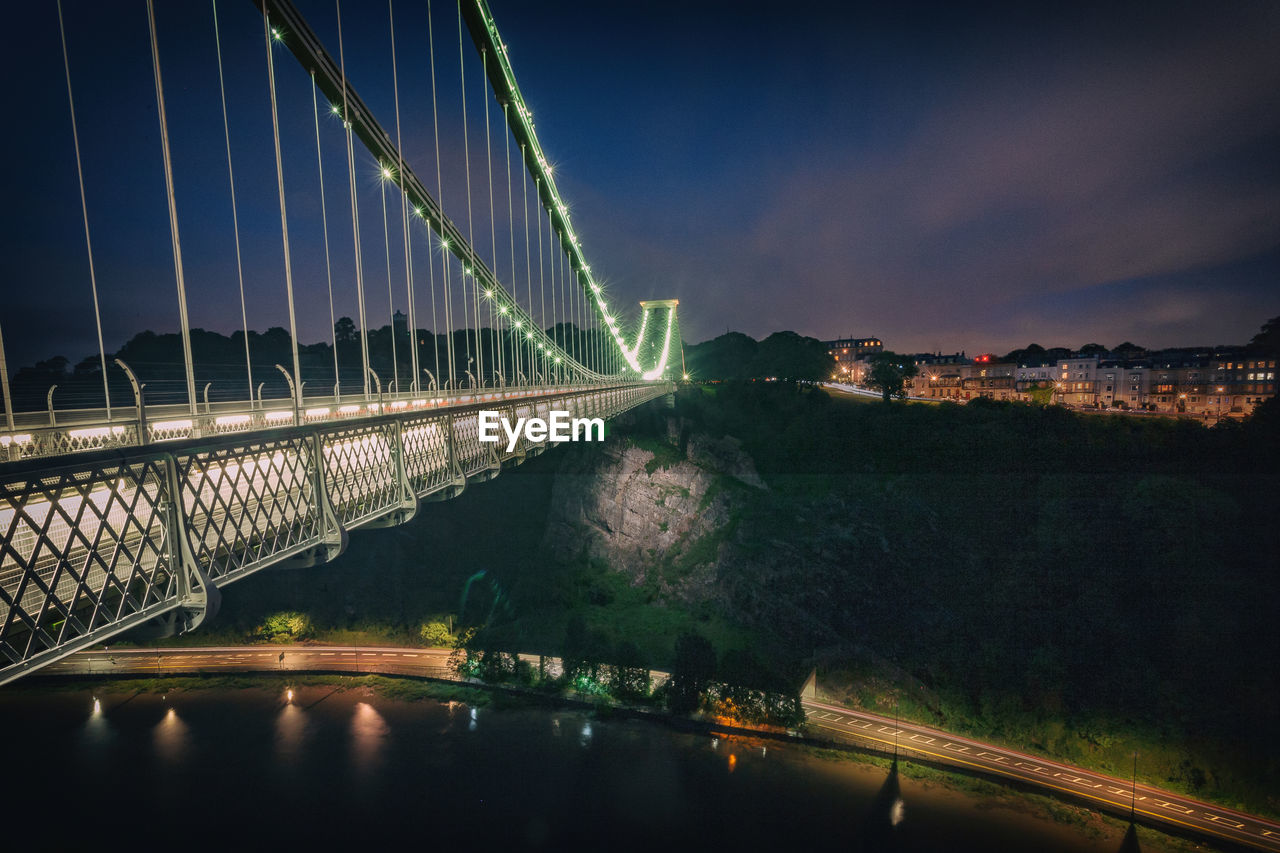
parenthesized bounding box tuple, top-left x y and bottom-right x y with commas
(330, 104, 340, 116)
(215, 414, 251, 426)
(555, 357, 562, 363)
(380, 166, 393, 180)
(304, 407, 330, 417)
(484, 289, 493, 298)
(464, 266, 472, 276)
(499, 306, 509, 315)
(265, 410, 293, 422)
(413, 206, 424, 217)
(526, 332, 534, 339)
(271, 27, 283, 41)
(152, 419, 193, 432)
(514, 320, 523, 328)
(591, 284, 600, 293)
(440, 238, 450, 249)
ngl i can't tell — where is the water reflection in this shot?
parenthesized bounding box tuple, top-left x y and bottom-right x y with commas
(350, 702, 389, 773)
(580, 721, 592, 747)
(81, 696, 112, 751)
(153, 707, 188, 762)
(469, 707, 477, 732)
(275, 702, 309, 759)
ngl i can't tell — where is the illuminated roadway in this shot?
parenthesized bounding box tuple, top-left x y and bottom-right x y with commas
(35, 645, 1280, 851)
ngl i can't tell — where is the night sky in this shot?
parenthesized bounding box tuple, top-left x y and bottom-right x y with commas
(3, 0, 1279, 375)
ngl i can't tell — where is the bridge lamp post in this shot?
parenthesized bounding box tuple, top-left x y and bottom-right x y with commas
(274, 364, 298, 424)
(423, 368, 437, 392)
(46, 385, 58, 427)
(114, 358, 146, 441)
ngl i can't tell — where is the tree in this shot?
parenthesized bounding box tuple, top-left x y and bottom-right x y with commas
(1249, 316, 1280, 354)
(334, 316, 357, 345)
(865, 351, 919, 402)
(1078, 342, 1108, 356)
(666, 630, 717, 715)
(1003, 343, 1048, 365)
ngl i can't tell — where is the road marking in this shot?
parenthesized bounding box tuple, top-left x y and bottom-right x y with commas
(362, 653, 378, 657)
(1105, 786, 1128, 795)
(1054, 773, 1101, 788)
(943, 743, 970, 753)
(380, 653, 396, 657)
(977, 751, 1008, 762)
(402, 654, 418, 658)
(877, 726, 903, 735)
(319, 653, 334, 656)
(909, 735, 935, 744)
(1203, 814, 1245, 828)
(847, 720, 872, 729)
(1015, 761, 1048, 773)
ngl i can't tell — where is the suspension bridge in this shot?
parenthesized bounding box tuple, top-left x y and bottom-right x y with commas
(0, 0, 683, 684)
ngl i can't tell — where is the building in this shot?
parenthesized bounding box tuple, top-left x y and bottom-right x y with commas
(958, 356, 1017, 401)
(825, 336, 883, 383)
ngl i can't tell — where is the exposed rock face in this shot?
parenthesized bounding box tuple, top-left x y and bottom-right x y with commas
(543, 414, 921, 652)
(544, 417, 764, 598)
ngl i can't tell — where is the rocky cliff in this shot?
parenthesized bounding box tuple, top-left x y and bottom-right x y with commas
(544, 416, 764, 601)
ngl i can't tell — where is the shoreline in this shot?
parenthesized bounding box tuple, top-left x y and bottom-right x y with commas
(12, 664, 1231, 853)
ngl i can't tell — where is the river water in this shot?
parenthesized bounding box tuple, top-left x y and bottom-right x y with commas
(2, 684, 1144, 851)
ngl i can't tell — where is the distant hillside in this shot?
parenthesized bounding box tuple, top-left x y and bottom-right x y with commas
(684, 330, 829, 381)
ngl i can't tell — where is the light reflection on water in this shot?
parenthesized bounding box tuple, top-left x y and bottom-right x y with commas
(275, 702, 309, 759)
(350, 701, 389, 773)
(0, 687, 1118, 852)
(153, 706, 188, 762)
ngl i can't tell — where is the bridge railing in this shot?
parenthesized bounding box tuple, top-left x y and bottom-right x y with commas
(0, 381, 672, 684)
(0, 380, 621, 463)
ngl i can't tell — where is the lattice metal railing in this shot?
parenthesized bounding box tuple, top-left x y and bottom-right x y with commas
(174, 436, 325, 584)
(0, 455, 179, 671)
(0, 383, 671, 683)
(321, 423, 400, 527)
(401, 413, 457, 498)
(453, 411, 500, 479)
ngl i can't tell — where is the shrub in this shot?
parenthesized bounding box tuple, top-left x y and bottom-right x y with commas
(419, 621, 454, 647)
(259, 611, 312, 642)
